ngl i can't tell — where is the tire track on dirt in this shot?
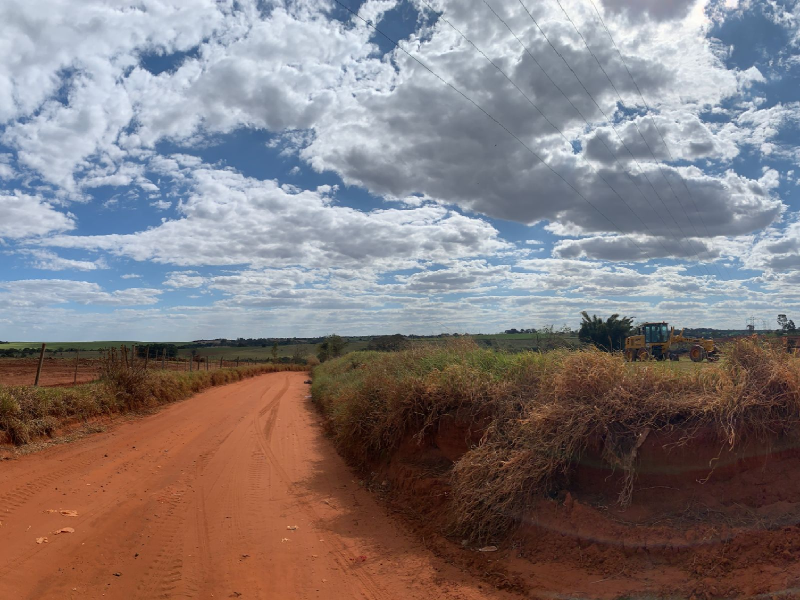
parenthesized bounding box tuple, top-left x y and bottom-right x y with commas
(0, 449, 99, 518)
(252, 376, 393, 600)
(134, 477, 194, 599)
(0, 372, 507, 600)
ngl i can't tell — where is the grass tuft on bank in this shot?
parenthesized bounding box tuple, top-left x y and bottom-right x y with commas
(1, 362, 306, 446)
(311, 337, 800, 542)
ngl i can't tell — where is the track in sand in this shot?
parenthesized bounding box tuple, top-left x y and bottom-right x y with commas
(0, 372, 508, 600)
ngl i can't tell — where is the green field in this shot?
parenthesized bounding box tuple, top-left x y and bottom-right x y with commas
(471, 332, 580, 351)
(182, 341, 368, 361)
(0, 333, 578, 361)
(0, 340, 370, 360)
(0, 341, 151, 351)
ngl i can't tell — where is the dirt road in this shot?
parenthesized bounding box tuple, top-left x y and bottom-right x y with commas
(0, 372, 506, 600)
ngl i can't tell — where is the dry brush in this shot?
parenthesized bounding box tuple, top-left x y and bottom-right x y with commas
(311, 337, 800, 542)
(0, 360, 307, 446)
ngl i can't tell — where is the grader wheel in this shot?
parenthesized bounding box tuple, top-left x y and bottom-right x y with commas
(690, 345, 707, 363)
(637, 348, 650, 362)
(624, 349, 635, 362)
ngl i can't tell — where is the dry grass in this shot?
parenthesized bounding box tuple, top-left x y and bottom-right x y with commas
(0, 360, 307, 446)
(311, 337, 800, 542)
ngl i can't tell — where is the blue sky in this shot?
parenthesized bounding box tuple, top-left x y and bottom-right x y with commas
(0, 0, 799, 341)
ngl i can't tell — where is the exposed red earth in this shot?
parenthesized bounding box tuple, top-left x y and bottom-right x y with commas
(0, 358, 102, 387)
(0, 358, 208, 387)
(376, 419, 800, 599)
(0, 372, 510, 600)
(4, 370, 800, 599)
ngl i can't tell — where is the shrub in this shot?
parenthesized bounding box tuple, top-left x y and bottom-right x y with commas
(312, 338, 800, 542)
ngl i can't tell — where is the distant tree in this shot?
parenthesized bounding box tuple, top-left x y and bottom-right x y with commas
(579, 312, 634, 351)
(367, 334, 408, 352)
(291, 345, 306, 364)
(317, 335, 347, 362)
(271, 341, 279, 361)
(778, 314, 797, 332)
(504, 328, 520, 334)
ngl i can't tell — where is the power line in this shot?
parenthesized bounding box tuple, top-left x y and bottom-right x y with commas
(415, 0, 681, 263)
(586, 0, 732, 279)
(330, 0, 658, 262)
(505, 0, 718, 277)
(475, 0, 712, 277)
(549, 0, 725, 279)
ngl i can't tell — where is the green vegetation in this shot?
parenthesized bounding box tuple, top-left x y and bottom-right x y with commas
(317, 334, 348, 362)
(312, 338, 800, 542)
(366, 334, 410, 352)
(0, 362, 306, 446)
(0, 330, 579, 361)
(779, 314, 797, 332)
(578, 312, 634, 351)
(0, 341, 146, 351)
(0, 340, 368, 361)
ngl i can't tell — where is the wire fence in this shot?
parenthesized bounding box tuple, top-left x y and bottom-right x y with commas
(0, 344, 283, 388)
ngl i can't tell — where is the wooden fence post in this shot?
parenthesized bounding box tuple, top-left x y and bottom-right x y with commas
(219, 355, 223, 369)
(236, 357, 239, 368)
(205, 357, 209, 371)
(144, 346, 150, 370)
(34, 343, 46, 387)
(162, 349, 166, 370)
(73, 350, 79, 385)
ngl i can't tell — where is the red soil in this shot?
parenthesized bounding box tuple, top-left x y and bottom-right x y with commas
(5, 368, 800, 598)
(0, 372, 511, 600)
(371, 419, 800, 599)
(0, 358, 102, 387)
(0, 358, 214, 387)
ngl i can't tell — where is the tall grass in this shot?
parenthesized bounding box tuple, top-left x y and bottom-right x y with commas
(0, 361, 306, 446)
(311, 337, 800, 542)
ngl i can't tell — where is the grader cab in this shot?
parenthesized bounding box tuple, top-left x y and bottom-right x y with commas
(625, 322, 719, 363)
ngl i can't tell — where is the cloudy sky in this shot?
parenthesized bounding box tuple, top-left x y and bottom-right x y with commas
(0, 0, 799, 341)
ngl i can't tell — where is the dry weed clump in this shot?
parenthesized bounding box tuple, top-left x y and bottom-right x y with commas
(0, 361, 307, 446)
(311, 338, 800, 542)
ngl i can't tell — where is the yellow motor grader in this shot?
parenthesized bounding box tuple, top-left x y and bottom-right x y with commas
(624, 322, 719, 362)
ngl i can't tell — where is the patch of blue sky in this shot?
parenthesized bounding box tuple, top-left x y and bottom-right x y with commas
(484, 217, 550, 246)
(369, 0, 425, 56)
(711, 3, 790, 71)
(376, 267, 423, 285)
(67, 186, 169, 236)
(139, 47, 202, 76)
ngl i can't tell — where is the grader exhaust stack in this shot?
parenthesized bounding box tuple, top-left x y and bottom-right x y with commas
(624, 322, 719, 362)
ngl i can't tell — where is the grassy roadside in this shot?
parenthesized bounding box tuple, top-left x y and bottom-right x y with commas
(311, 338, 800, 542)
(0, 362, 307, 446)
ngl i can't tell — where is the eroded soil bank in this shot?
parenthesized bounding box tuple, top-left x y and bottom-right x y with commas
(364, 417, 800, 599)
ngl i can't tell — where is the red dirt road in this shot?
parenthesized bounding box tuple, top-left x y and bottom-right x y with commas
(0, 372, 505, 600)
